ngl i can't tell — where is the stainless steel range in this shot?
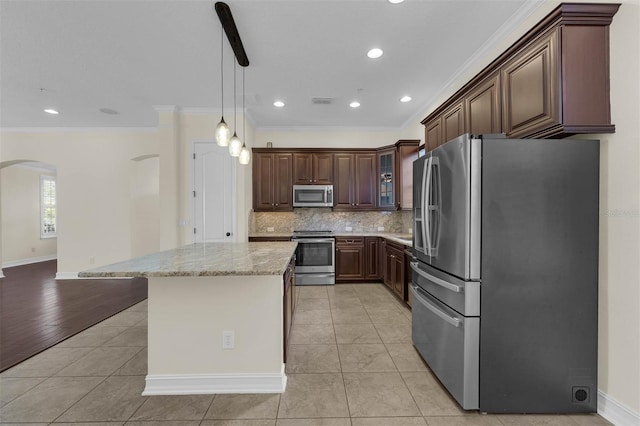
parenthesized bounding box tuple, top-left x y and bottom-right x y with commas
(291, 230, 335, 285)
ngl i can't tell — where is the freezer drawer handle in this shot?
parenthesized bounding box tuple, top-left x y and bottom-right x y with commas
(411, 285, 463, 328)
(410, 261, 463, 293)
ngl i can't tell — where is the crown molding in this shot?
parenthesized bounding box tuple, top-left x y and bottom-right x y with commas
(0, 126, 158, 133)
(152, 105, 178, 112)
(255, 125, 401, 133)
(401, 0, 546, 130)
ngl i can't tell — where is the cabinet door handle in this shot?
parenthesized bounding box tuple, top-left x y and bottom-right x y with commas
(275, 203, 279, 206)
(356, 203, 359, 206)
(309, 179, 312, 182)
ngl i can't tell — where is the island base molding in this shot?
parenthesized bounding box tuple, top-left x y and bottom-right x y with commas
(142, 365, 287, 395)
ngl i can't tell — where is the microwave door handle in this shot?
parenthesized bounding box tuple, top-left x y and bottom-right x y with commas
(411, 284, 463, 328)
(410, 261, 463, 293)
(424, 156, 433, 256)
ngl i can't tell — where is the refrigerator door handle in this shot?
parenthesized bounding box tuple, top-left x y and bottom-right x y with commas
(413, 160, 429, 254)
(411, 284, 463, 328)
(424, 156, 433, 256)
(410, 261, 463, 293)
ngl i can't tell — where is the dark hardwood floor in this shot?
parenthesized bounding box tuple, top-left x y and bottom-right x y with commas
(0, 260, 147, 372)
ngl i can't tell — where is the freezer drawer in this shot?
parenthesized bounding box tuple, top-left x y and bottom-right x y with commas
(411, 284, 479, 410)
(410, 259, 480, 316)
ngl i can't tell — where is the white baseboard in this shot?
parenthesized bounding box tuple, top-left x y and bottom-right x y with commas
(142, 366, 287, 395)
(55, 271, 79, 279)
(598, 389, 640, 426)
(3, 254, 57, 268)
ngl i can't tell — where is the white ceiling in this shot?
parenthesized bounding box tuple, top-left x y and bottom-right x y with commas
(0, 0, 541, 130)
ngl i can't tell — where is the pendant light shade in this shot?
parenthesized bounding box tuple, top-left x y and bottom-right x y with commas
(215, 27, 230, 147)
(229, 132, 242, 156)
(239, 144, 251, 164)
(215, 118, 230, 146)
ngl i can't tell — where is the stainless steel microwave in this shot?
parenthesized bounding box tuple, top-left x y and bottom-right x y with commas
(293, 185, 333, 207)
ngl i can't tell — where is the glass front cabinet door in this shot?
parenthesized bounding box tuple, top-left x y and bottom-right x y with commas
(377, 149, 396, 209)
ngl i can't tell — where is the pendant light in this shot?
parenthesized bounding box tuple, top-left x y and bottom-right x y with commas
(215, 27, 230, 146)
(238, 67, 251, 165)
(228, 59, 243, 157)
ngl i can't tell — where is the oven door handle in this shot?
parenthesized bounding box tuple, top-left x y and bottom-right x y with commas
(411, 284, 463, 328)
(291, 238, 334, 244)
(410, 261, 463, 293)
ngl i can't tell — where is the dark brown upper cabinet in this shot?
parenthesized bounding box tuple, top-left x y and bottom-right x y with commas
(421, 3, 619, 151)
(466, 73, 501, 135)
(442, 101, 466, 143)
(377, 149, 396, 210)
(424, 117, 442, 152)
(501, 28, 559, 138)
(292, 152, 333, 185)
(252, 152, 293, 212)
(334, 153, 376, 210)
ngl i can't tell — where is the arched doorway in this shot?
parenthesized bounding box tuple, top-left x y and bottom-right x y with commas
(0, 160, 58, 277)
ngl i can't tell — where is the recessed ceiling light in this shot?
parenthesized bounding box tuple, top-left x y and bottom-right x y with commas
(350, 101, 361, 108)
(389, 0, 405, 3)
(99, 108, 119, 115)
(273, 101, 285, 107)
(400, 96, 412, 103)
(367, 48, 383, 59)
(44, 109, 59, 115)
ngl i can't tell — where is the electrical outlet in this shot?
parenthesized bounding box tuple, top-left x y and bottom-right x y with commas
(31, 247, 36, 253)
(377, 226, 384, 232)
(222, 330, 234, 349)
(89, 257, 95, 264)
(267, 227, 275, 232)
(345, 226, 353, 232)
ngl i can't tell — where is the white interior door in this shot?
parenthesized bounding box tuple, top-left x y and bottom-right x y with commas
(193, 142, 236, 243)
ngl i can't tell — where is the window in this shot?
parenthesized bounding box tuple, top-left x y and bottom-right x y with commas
(40, 175, 56, 238)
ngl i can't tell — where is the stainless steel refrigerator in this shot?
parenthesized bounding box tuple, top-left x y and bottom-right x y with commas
(411, 134, 599, 413)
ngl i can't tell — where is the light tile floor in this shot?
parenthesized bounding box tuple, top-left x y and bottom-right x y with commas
(0, 283, 612, 426)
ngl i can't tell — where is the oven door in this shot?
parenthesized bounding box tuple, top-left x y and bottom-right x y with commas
(292, 238, 335, 273)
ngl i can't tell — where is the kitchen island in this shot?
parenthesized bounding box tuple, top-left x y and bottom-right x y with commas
(79, 242, 297, 395)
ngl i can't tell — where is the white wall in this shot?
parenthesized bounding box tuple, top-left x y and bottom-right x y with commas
(1, 164, 57, 264)
(177, 111, 254, 245)
(0, 129, 160, 275)
(130, 156, 160, 257)
(255, 127, 421, 149)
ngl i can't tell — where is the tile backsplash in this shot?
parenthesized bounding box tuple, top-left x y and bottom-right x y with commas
(250, 209, 413, 234)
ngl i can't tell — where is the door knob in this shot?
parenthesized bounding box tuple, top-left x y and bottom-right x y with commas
(226, 232, 231, 237)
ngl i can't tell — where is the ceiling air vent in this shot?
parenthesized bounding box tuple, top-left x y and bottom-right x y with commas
(312, 97, 333, 105)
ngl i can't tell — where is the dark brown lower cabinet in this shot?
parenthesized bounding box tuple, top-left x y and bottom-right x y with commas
(335, 236, 410, 306)
(364, 237, 380, 280)
(283, 256, 295, 363)
(335, 237, 365, 281)
(385, 241, 406, 300)
(404, 248, 413, 307)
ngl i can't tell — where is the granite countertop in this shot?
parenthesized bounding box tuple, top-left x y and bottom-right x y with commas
(249, 232, 413, 247)
(335, 232, 413, 247)
(78, 242, 298, 278)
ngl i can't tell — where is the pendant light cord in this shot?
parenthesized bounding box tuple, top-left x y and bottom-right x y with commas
(242, 67, 245, 142)
(220, 27, 224, 117)
(233, 59, 237, 131)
